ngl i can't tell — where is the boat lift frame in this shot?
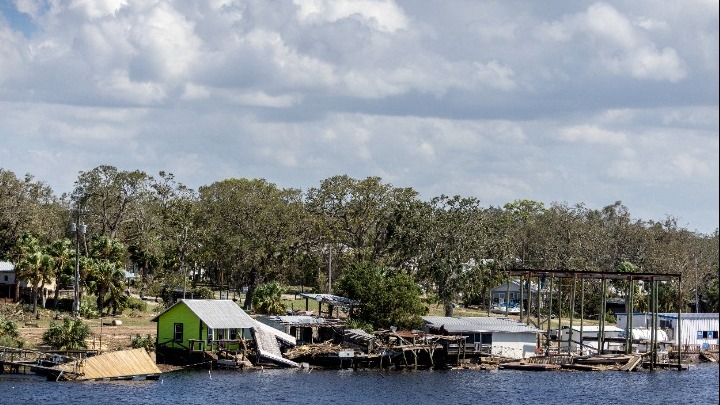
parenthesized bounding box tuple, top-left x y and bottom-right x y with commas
(506, 268, 683, 371)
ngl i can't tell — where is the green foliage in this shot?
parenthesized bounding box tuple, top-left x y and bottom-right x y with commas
(700, 268, 719, 313)
(252, 282, 286, 315)
(0, 316, 23, 347)
(42, 317, 90, 350)
(79, 295, 99, 318)
(126, 297, 147, 312)
(338, 262, 426, 330)
(192, 286, 214, 299)
(345, 317, 374, 334)
(131, 334, 155, 351)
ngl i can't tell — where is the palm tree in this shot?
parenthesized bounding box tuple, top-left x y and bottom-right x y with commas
(14, 235, 54, 316)
(46, 238, 74, 310)
(87, 236, 127, 315)
(90, 259, 126, 315)
(252, 282, 286, 315)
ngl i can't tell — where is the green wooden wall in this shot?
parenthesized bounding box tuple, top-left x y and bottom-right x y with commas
(156, 302, 203, 349)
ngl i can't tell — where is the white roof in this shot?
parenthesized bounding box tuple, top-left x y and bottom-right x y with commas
(0, 261, 14, 272)
(423, 316, 544, 334)
(617, 312, 719, 321)
(153, 299, 257, 329)
(567, 325, 623, 332)
(153, 299, 297, 346)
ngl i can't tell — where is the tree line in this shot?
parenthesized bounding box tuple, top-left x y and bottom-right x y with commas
(1, 166, 717, 327)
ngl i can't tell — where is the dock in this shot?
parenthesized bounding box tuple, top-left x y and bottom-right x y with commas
(50, 348, 162, 381)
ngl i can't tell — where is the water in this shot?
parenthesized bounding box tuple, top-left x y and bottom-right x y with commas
(1, 364, 717, 405)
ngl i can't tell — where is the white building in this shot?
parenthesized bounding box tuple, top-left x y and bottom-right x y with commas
(0, 261, 16, 299)
(616, 312, 719, 347)
(423, 316, 543, 359)
(557, 325, 624, 354)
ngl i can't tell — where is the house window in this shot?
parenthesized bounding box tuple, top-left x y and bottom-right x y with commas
(230, 329, 238, 340)
(700, 331, 718, 339)
(207, 328, 214, 343)
(173, 323, 183, 342)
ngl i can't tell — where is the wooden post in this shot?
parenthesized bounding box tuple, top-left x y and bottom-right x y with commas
(505, 278, 511, 317)
(569, 275, 576, 355)
(536, 276, 541, 330)
(649, 277, 655, 371)
(677, 276, 682, 370)
(580, 279, 585, 355)
(599, 277, 607, 355)
(519, 274, 524, 322)
(545, 276, 554, 356)
(628, 279, 634, 354)
(557, 280, 562, 353)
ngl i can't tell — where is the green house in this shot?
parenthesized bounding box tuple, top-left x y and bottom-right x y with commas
(152, 299, 258, 352)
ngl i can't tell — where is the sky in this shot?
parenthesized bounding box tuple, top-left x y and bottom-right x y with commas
(0, 1, 718, 235)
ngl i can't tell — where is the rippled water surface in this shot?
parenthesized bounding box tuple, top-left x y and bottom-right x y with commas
(2, 364, 717, 405)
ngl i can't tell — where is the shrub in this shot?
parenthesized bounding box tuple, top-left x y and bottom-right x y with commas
(192, 286, 214, 299)
(126, 297, 147, 312)
(80, 296, 99, 318)
(131, 334, 155, 351)
(42, 317, 90, 350)
(0, 317, 23, 348)
(345, 318, 374, 334)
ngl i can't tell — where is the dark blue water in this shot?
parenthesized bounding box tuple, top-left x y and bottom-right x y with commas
(1, 364, 717, 405)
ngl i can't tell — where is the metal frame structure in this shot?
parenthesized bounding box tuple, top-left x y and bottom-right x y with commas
(506, 268, 683, 370)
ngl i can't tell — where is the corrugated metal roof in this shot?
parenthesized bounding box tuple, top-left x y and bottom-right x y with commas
(423, 316, 544, 334)
(271, 316, 330, 325)
(658, 313, 719, 320)
(0, 261, 14, 271)
(567, 325, 623, 332)
(152, 299, 257, 329)
(182, 299, 258, 329)
(254, 320, 297, 346)
(617, 312, 719, 320)
(299, 293, 359, 306)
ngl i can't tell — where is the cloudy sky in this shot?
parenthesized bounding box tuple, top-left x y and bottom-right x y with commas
(0, 0, 717, 234)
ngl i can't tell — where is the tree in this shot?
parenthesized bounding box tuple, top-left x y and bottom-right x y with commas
(150, 172, 201, 298)
(305, 175, 424, 273)
(87, 237, 127, 315)
(416, 195, 489, 317)
(0, 170, 65, 257)
(198, 178, 304, 309)
(71, 165, 153, 243)
(252, 282, 286, 315)
(46, 238, 74, 309)
(13, 235, 54, 315)
(338, 262, 426, 330)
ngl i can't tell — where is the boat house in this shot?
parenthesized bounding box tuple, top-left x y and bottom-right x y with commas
(152, 299, 298, 368)
(422, 316, 544, 359)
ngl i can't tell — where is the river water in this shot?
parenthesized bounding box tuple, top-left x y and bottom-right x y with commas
(1, 364, 717, 405)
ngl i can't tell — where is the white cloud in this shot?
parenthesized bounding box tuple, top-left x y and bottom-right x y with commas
(0, 0, 717, 234)
(293, 0, 409, 32)
(556, 125, 627, 146)
(538, 2, 688, 82)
